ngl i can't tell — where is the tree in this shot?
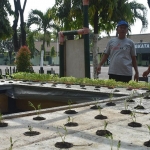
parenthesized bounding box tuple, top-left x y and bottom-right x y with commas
(12, 0, 27, 52)
(0, 0, 14, 40)
(27, 8, 58, 60)
(88, 0, 148, 78)
(148, 0, 150, 8)
(50, 46, 56, 58)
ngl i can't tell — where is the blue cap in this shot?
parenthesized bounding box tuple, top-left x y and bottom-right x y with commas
(117, 20, 128, 27)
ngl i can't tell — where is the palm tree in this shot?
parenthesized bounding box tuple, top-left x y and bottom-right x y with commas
(27, 8, 58, 60)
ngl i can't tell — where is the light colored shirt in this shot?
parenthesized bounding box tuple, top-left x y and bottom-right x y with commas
(104, 37, 136, 76)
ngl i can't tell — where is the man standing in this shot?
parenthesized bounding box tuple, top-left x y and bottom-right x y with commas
(97, 20, 139, 82)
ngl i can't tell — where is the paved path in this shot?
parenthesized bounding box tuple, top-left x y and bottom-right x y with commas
(0, 65, 149, 79)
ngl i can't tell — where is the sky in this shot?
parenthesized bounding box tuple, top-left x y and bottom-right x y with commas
(9, 0, 150, 36)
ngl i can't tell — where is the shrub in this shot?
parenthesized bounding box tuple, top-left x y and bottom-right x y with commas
(15, 46, 32, 72)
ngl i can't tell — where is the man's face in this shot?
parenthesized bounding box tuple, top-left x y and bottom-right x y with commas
(117, 25, 128, 36)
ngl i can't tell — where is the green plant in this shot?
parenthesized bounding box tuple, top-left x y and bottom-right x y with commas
(124, 100, 129, 110)
(98, 106, 102, 115)
(130, 111, 136, 122)
(0, 112, 3, 123)
(57, 125, 68, 143)
(15, 46, 32, 72)
(109, 91, 114, 103)
(28, 125, 33, 132)
(105, 134, 121, 150)
(106, 134, 113, 150)
(9, 137, 17, 150)
(104, 120, 108, 130)
(117, 140, 121, 150)
(67, 116, 74, 123)
(139, 93, 143, 105)
(67, 99, 73, 110)
(28, 101, 41, 116)
(146, 124, 150, 139)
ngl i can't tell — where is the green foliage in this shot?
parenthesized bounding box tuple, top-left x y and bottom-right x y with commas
(50, 46, 56, 57)
(11, 72, 150, 89)
(98, 106, 102, 115)
(105, 133, 113, 150)
(117, 140, 121, 150)
(0, 112, 3, 123)
(104, 120, 108, 130)
(57, 125, 68, 143)
(28, 101, 41, 116)
(15, 46, 32, 72)
(146, 124, 150, 135)
(67, 116, 74, 123)
(28, 125, 33, 132)
(9, 137, 17, 150)
(130, 111, 136, 122)
(124, 100, 129, 110)
(0, 0, 14, 40)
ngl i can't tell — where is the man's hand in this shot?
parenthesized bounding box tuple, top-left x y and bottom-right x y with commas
(134, 72, 139, 82)
(143, 70, 149, 77)
(97, 65, 101, 75)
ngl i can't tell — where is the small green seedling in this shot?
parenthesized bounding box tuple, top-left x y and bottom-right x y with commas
(128, 90, 137, 101)
(98, 106, 102, 115)
(28, 101, 41, 116)
(124, 100, 129, 110)
(130, 111, 136, 122)
(146, 124, 150, 137)
(0, 112, 3, 123)
(68, 99, 73, 110)
(106, 133, 113, 150)
(109, 91, 114, 103)
(106, 134, 121, 150)
(67, 116, 74, 123)
(28, 125, 33, 132)
(9, 137, 17, 150)
(57, 125, 68, 143)
(92, 98, 99, 106)
(139, 93, 143, 106)
(104, 120, 108, 130)
(117, 140, 121, 150)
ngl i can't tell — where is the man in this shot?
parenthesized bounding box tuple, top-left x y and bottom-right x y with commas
(97, 20, 139, 82)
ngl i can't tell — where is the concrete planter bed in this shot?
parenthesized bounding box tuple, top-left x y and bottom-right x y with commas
(0, 73, 149, 149)
(0, 79, 131, 114)
(0, 79, 150, 149)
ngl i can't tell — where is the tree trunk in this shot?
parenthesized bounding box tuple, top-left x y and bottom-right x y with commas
(12, 0, 27, 52)
(12, 0, 19, 52)
(148, 0, 150, 8)
(92, 10, 99, 79)
(92, 34, 99, 79)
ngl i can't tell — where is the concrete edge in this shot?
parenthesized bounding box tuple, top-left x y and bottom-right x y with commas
(3, 95, 130, 119)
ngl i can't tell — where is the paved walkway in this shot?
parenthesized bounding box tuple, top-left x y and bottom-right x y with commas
(0, 65, 149, 80)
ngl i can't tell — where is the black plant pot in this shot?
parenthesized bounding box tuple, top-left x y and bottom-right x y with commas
(96, 129, 112, 137)
(24, 131, 40, 136)
(64, 110, 78, 114)
(55, 142, 73, 149)
(33, 116, 46, 121)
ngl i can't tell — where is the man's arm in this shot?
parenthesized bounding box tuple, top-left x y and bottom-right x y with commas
(143, 65, 150, 77)
(131, 56, 139, 82)
(97, 54, 109, 74)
